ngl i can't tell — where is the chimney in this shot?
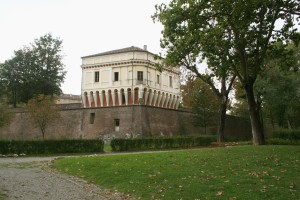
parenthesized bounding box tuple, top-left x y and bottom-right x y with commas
(143, 45, 147, 51)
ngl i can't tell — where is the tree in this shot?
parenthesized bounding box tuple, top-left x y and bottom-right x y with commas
(231, 80, 249, 119)
(257, 41, 300, 129)
(182, 77, 219, 134)
(0, 33, 66, 107)
(261, 69, 300, 129)
(154, 0, 300, 145)
(153, 0, 237, 142)
(27, 94, 60, 140)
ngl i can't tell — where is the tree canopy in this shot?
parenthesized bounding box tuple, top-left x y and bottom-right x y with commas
(0, 33, 66, 107)
(154, 0, 300, 145)
(182, 77, 219, 134)
(257, 41, 300, 129)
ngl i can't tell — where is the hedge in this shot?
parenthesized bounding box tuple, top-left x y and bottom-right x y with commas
(111, 136, 216, 152)
(0, 139, 104, 155)
(272, 129, 300, 141)
(266, 138, 300, 145)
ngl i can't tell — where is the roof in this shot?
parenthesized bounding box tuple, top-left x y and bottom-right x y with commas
(81, 46, 156, 58)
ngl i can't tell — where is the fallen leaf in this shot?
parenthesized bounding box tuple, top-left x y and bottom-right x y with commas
(216, 191, 223, 196)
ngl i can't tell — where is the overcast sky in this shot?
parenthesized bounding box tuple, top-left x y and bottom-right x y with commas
(0, 0, 170, 95)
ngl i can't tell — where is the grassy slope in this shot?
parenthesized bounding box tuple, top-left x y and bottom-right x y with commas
(54, 146, 300, 199)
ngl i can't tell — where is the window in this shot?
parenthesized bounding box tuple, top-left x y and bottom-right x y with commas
(137, 71, 143, 81)
(114, 72, 119, 81)
(94, 71, 99, 82)
(89, 113, 95, 124)
(114, 119, 120, 132)
(169, 76, 173, 87)
(157, 74, 160, 84)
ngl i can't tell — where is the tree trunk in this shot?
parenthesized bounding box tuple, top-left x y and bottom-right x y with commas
(217, 97, 227, 142)
(41, 128, 45, 140)
(13, 90, 17, 108)
(287, 118, 292, 130)
(244, 83, 265, 145)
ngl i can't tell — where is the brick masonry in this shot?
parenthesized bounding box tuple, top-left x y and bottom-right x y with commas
(0, 105, 260, 141)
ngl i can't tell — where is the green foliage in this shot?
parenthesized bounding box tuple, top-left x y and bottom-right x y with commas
(257, 42, 300, 129)
(190, 79, 219, 132)
(0, 33, 66, 107)
(0, 191, 5, 200)
(231, 80, 249, 118)
(0, 139, 104, 155)
(54, 146, 300, 199)
(266, 129, 300, 145)
(181, 77, 219, 133)
(266, 138, 300, 145)
(27, 94, 60, 139)
(272, 129, 300, 141)
(153, 0, 300, 145)
(111, 136, 216, 152)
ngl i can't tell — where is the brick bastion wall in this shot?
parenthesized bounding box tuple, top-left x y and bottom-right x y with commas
(0, 104, 256, 141)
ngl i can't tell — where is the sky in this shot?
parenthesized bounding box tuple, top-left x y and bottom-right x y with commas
(0, 0, 170, 95)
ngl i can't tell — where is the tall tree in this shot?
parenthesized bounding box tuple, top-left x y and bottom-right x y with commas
(182, 77, 219, 134)
(153, 0, 300, 145)
(257, 41, 300, 129)
(27, 94, 60, 140)
(0, 33, 66, 107)
(153, 0, 237, 142)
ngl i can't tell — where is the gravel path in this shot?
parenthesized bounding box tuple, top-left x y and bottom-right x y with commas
(0, 156, 132, 200)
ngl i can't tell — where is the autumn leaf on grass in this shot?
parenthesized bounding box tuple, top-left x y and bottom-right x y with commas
(263, 171, 270, 176)
(158, 188, 165, 193)
(216, 191, 223, 196)
(178, 185, 184, 191)
(260, 185, 268, 192)
(249, 172, 260, 177)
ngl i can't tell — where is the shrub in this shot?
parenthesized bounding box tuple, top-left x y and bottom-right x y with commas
(266, 138, 300, 145)
(272, 129, 300, 141)
(0, 139, 104, 155)
(111, 136, 216, 152)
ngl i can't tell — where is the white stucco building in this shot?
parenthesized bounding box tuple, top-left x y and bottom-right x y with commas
(81, 46, 181, 109)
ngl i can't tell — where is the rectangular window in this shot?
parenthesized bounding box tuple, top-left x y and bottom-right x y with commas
(157, 74, 160, 84)
(90, 113, 95, 124)
(114, 72, 119, 81)
(137, 71, 143, 81)
(94, 71, 99, 82)
(114, 119, 120, 132)
(169, 76, 173, 87)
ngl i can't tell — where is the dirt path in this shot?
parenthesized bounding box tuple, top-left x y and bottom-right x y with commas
(0, 156, 131, 200)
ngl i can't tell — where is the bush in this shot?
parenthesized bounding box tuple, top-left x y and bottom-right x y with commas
(0, 139, 104, 155)
(266, 138, 300, 145)
(272, 129, 300, 141)
(111, 136, 216, 152)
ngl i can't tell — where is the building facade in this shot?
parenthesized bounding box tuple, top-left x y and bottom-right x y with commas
(81, 46, 181, 109)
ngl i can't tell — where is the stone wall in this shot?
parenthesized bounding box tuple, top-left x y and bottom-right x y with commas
(0, 105, 256, 141)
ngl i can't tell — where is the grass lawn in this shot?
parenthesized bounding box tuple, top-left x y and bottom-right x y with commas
(54, 146, 299, 199)
(0, 191, 5, 200)
(103, 144, 112, 152)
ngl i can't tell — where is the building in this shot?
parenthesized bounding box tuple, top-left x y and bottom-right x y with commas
(0, 46, 255, 140)
(81, 46, 181, 109)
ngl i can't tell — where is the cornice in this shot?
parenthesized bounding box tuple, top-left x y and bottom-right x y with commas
(81, 60, 179, 75)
